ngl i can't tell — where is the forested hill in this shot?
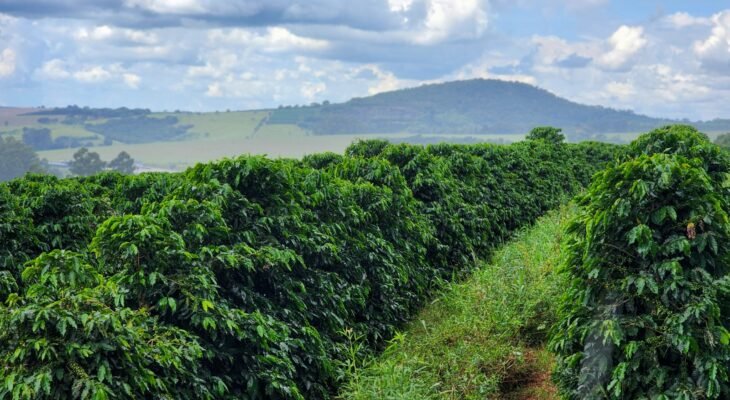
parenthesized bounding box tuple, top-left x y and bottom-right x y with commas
(269, 79, 729, 137)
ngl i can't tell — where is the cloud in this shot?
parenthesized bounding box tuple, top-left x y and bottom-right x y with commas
(596, 25, 647, 70)
(0, 0, 404, 31)
(694, 11, 730, 72)
(208, 27, 329, 52)
(0, 48, 16, 77)
(300, 81, 326, 99)
(123, 72, 141, 88)
(531, 35, 599, 68)
(355, 64, 413, 94)
(37, 59, 144, 88)
(124, 0, 206, 15)
(74, 25, 159, 45)
(37, 59, 70, 79)
(556, 54, 591, 68)
(73, 65, 113, 82)
(663, 12, 711, 29)
(0, 1, 728, 121)
(413, 0, 489, 45)
(453, 55, 537, 85)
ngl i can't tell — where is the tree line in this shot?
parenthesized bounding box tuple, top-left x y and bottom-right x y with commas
(0, 137, 135, 181)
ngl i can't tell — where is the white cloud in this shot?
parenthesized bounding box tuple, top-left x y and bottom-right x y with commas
(531, 35, 599, 66)
(38, 59, 70, 79)
(187, 51, 239, 78)
(74, 25, 158, 44)
(388, 0, 414, 12)
(73, 65, 112, 82)
(37, 59, 144, 88)
(350, 64, 414, 95)
(413, 0, 489, 45)
(123, 73, 141, 88)
(0, 48, 16, 77)
(208, 27, 329, 52)
(453, 56, 537, 85)
(596, 25, 647, 70)
(664, 12, 711, 29)
(205, 82, 222, 97)
(694, 11, 730, 70)
(300, 81, 326, 100)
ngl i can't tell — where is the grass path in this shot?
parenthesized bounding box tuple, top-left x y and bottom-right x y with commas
(339, 205, 575, 399)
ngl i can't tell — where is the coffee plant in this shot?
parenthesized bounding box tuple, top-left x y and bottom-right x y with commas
(551, 126, 730, 399)
(0, 135, 621, 399)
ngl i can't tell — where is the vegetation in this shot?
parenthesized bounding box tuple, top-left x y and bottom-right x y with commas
(68, 148, 136, 176)
(21, 127, 90, 150)
(108, 151, 135, 174)
(714, 132, 730, 150)
(84, 116, 191, 144)
(0, 136, 43, 181)
(527, 126, 566, 144)
(22, 127, 54, 150)
(341, 205, 574, 400)
(550, 125, 730, 398)
(68, 148, 107, 176)
(26, 106, 151, 119)
(0, 136, 620, 399)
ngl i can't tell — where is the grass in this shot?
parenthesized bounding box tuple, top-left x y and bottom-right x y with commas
(339, 204, 575, 400)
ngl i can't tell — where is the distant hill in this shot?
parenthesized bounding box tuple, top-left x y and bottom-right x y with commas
(1, 79, 729, 168)
(269, 79, 730, 138)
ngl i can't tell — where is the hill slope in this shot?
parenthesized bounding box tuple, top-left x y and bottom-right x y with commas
(270, 79, 730, 137)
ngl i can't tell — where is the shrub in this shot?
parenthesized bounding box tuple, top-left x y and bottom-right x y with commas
(1, 137, 621, 398)
(551, 127, 730, 399)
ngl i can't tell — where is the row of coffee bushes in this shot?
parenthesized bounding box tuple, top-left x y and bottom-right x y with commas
(0, 135, 620, 399)
(550, 126, 730, 399)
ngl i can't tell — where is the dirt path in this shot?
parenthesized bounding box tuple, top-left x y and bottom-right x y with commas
(500, 348, 559, 400)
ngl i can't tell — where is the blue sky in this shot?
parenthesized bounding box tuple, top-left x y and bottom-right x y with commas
(0, 0, 728, 119)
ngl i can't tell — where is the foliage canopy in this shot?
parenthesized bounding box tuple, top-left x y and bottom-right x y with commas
(0, 137, 621, 399)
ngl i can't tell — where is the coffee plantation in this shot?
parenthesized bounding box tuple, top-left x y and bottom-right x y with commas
(2, 134, 625, 399)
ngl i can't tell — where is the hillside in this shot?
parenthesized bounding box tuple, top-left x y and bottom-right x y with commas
(270, 79, 730, 137)
(1, 79, 728, 169)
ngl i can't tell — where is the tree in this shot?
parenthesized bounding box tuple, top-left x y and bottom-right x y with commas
(21, 127, 54, 150)
(108, 151, 135, 174)
(526, 126, 565, 144)
(714, 132, 730, 150)
(68, 147, 106, 176)
(0, 137, 43, 181)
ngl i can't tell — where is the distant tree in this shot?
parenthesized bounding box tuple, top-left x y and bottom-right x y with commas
(0, 137, 43, 181)
(22, 127, 54, 150)
(108, 151, 135, 174)
(526, 126, 565, 144)
(714, 132, 730, 150)
(68, 147, 106, 176)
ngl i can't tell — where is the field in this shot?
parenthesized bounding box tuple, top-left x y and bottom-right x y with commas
(3, 125, 730, 399)
(0, 136, 618, 399)
(0, 106, 537, 168)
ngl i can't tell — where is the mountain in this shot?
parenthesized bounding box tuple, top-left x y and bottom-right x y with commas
(269, 79, 729, 138)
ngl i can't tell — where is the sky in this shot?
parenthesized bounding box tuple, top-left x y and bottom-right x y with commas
(0, 0, 728, 120)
